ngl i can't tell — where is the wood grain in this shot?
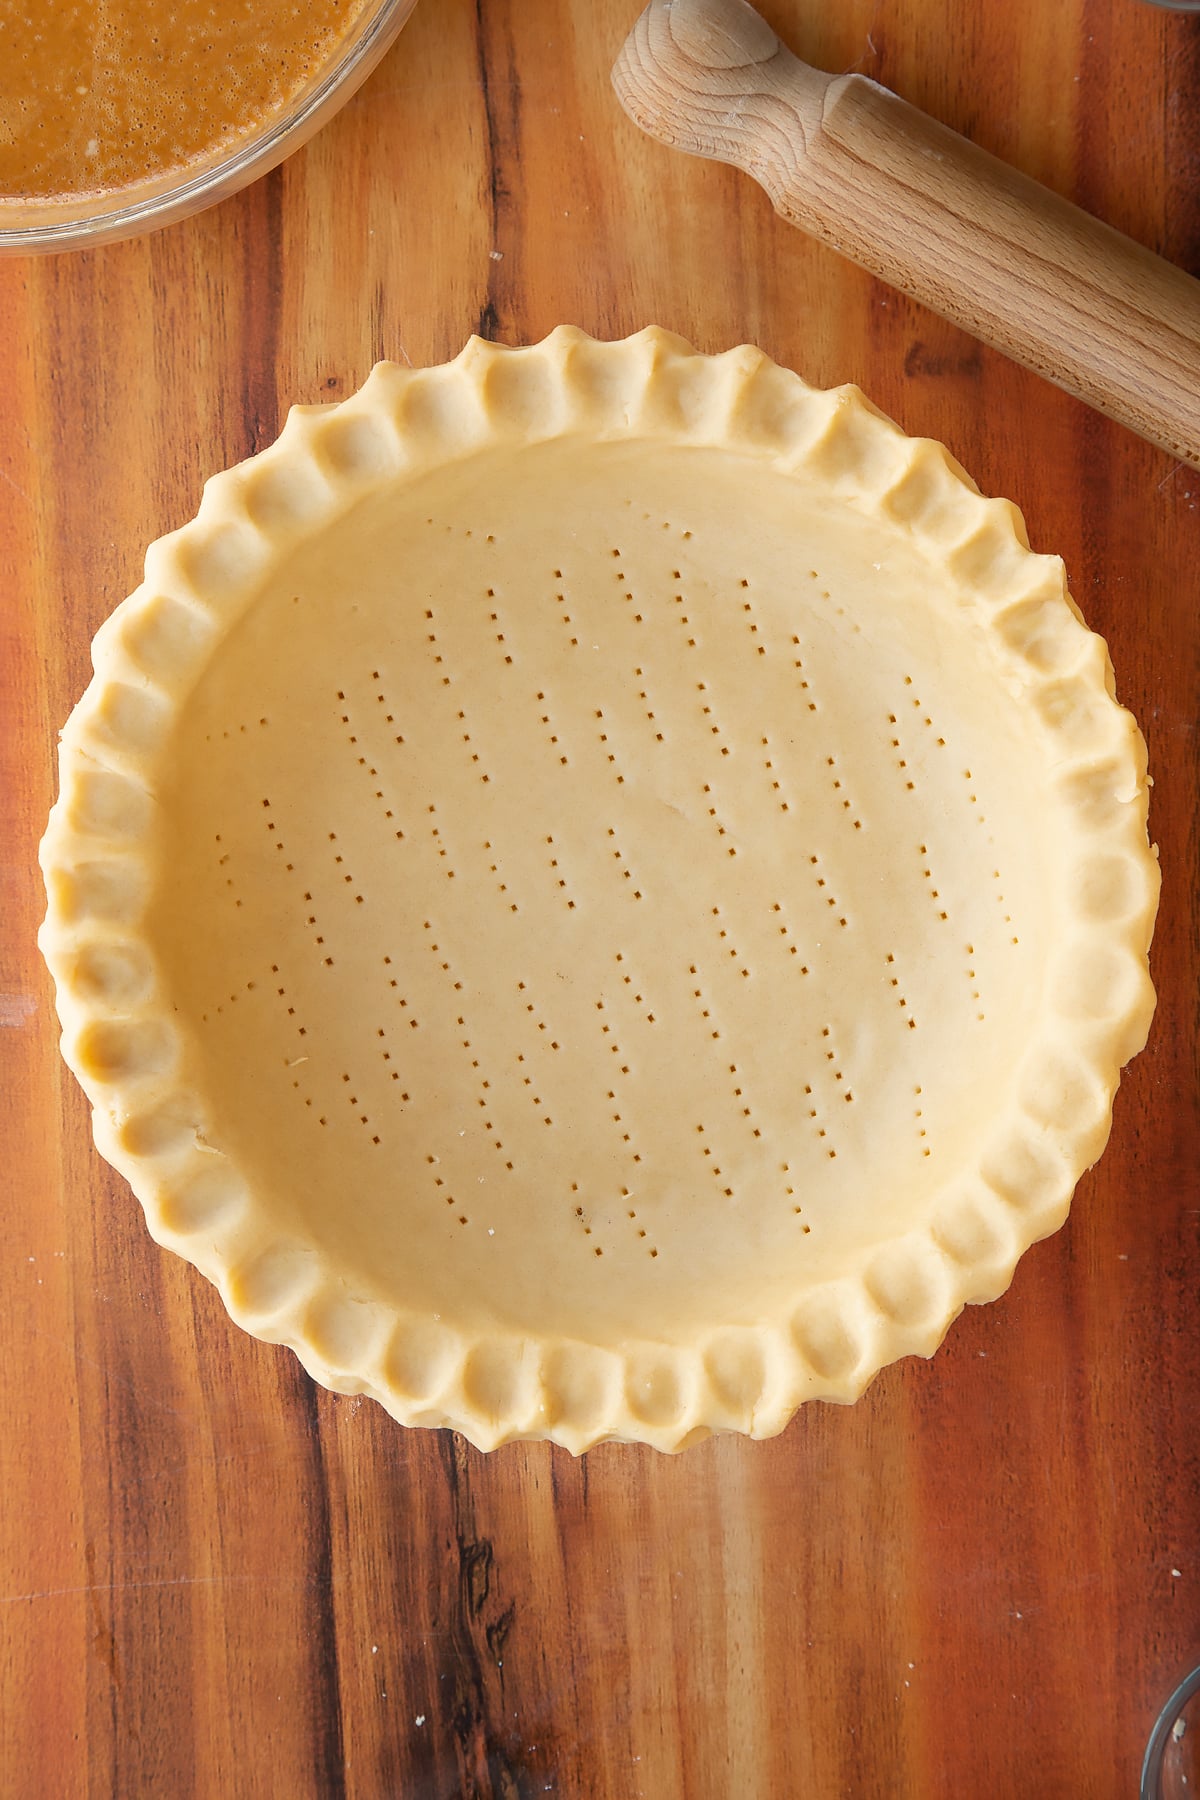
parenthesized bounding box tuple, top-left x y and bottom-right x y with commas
(613, 0, 1200, 468)
(1, 1, 1198, 1796)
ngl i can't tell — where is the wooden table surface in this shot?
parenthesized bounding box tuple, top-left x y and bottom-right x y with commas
(2, 2, 1198, 1795)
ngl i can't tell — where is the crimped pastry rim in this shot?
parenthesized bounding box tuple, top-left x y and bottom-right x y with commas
(39, 327, 1159, 1452)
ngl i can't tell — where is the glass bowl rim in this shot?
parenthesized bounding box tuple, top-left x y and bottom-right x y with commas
(1141, 1661, 1200, 1800)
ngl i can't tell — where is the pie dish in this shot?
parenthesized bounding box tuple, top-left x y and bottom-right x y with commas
(39, 328, 1159, 1452)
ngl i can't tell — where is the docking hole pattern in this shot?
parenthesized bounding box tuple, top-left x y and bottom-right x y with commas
(146, 427, 1064, 1349)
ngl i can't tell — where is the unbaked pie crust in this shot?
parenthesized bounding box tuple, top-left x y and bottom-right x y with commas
(39, 328, 1159, 1452)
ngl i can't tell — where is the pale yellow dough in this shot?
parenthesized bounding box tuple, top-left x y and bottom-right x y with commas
(39, 329, 1158, 1451)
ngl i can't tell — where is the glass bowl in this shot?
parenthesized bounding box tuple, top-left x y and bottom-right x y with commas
(0, 0, 418, 256)
(1143, 1663, 1200, 1800)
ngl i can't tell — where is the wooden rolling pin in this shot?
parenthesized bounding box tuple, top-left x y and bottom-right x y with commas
(612, 0, 1200, 468)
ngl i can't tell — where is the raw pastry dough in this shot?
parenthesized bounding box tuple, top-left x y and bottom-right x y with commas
(39, 329, 1158, 1451)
